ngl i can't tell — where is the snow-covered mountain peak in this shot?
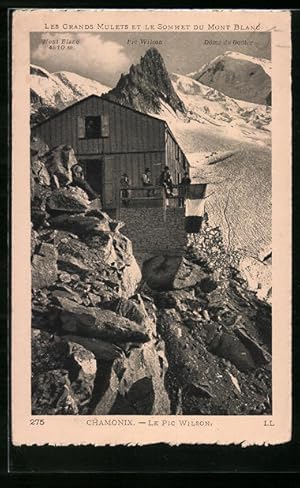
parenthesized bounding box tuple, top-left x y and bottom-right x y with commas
(30, 64, 110, 124)
(53, 71, 110, 94)
(187, 51, 271, 106)
(30, 64, 50, 77)
(188, 51, 271, 79)
(222, 51, 271, 76)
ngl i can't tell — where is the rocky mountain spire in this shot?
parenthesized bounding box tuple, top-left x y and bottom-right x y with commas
(105, 48, 186, 114)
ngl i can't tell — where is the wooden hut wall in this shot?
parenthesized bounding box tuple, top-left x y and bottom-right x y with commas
(112, 151, 164, 188)
(179, 149, 189, 175)
(101, 150, 165, 209)
(32, 96, 166, 156)
(165, 130, 187, 184)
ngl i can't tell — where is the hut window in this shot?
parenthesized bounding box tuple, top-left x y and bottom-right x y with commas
(78, 115, 110, 139)
(85, 116, 101, 138)
(175, 145, 179, 160)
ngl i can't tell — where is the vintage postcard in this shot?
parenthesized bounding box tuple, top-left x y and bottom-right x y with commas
(11, 9, 292, 446)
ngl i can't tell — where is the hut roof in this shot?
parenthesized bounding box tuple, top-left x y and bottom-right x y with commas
(32, 94, 190, 168)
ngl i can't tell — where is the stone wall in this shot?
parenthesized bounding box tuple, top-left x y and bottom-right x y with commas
(119, 207, 187, 261)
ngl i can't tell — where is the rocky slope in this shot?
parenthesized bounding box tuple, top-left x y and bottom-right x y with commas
(141, 225, 271, 415)
(31, 138, 272, 415)
(105, 47, 186, 116)
(30, 64, 110, 125)
(188, 51, 271, 106)
(31, 137, 170, 415)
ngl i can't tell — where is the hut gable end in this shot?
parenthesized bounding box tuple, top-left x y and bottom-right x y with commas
(32, 95, 166, 156)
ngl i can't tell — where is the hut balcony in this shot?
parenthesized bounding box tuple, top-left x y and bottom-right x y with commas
(118, 183, 207, 210)
(119, 186, 164, 209)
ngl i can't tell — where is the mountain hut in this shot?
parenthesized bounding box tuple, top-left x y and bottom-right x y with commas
(32, 94, 192, 213)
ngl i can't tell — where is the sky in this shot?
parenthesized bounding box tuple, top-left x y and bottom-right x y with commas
(30, 31, 271, 87)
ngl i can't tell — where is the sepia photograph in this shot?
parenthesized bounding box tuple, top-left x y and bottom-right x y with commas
(11, 9, 291, 446)
(30, 30, 272, 416)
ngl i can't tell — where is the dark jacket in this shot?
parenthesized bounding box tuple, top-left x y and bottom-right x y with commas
(71, 176, 99, 200)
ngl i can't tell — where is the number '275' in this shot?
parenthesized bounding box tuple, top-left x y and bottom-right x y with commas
(30, 419, 45, 426)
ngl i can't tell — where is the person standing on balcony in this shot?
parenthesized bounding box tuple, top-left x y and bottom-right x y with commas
(141, 168, 154, 197)
(159, 166, 174, 196)
(120, 172, 130, 206)
(178, 171, 191, 207)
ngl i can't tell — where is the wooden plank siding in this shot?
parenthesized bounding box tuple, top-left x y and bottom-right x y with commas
(32, 95, 166, 155)
(165, 128, 189, 184)
(113, 151, 165, 188)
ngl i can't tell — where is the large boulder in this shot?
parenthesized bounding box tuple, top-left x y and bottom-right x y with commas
(110, 341, 170, 415)
(46, 187, 91, 214)
(42, 145, 77, 186)
(63, 334, 124, 362)
(49, 214, 111, 237)
(53, 296, 151, 343)
(93, 340, 170, 415)
(32, 242, 58, 290)
(142, 256, 206, 290)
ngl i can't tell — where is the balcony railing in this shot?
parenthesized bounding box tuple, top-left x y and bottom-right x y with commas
(119, 186, 164, 209)
(118, 183, 207, 209)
